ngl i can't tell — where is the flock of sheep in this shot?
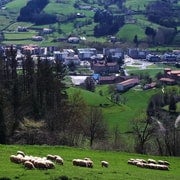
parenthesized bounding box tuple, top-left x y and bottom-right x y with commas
(10, 151, 109, 170)
(128, 158, 170, 170)
(10, 151, 170, 171)
(10, 151, 63, 170)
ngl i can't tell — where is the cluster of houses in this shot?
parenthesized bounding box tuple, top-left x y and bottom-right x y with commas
(128, 48, 180, 62)
(1, 45, 180, 92)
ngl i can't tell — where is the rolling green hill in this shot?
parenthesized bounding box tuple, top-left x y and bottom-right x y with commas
(67, 86, 161, 132)
(0, 0, 179, 47)
(0, 145, 179, 180)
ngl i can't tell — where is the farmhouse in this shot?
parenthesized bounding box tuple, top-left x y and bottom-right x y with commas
(67, 37, 80, 43)
(43, 28, 53, 34)
(116, 78, 139, 91)
(17, 26, 27, 32)
(32, 36, 43, 41)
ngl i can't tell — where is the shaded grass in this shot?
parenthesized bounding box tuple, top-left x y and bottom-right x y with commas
(0, 145, 179, 180)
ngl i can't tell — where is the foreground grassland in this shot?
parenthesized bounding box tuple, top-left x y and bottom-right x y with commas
(0, 145, 179, 180)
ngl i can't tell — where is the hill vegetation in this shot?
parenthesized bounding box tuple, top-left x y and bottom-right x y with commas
(0, 0, 179, 47)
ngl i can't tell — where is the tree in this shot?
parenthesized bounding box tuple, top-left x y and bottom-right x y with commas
(145, 27, 156, 44)
(169, 95, 176, 112)
(0, 91, 6, 144)
(133, 34, 139, 47)
(84, 77, 95, 92)
(132, 112, 156, 154)
(84, 107, 107, 147)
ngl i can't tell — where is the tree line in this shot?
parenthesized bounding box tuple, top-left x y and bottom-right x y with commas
(0, 46, 107, 147)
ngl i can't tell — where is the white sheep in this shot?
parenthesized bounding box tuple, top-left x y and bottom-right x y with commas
(101, 161, 109, 168)
(17, 151, 25, 157)
(10, 155, 22, 164)
(24, 161, 35, 169)
(55, 157, 64, 165)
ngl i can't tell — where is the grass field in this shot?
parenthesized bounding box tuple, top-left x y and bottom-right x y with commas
(67, 86, 160, 132)
(116, 24, 146, 42)
(0, 145, 179, 180)
(125, 0, 156, 11)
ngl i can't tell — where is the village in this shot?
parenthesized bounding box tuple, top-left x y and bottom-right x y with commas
(1, 44, 180, 92)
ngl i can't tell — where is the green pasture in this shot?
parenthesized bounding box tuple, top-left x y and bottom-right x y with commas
(67, 87, 111, 107)
(7, 22, 33, 31)
(5, 0, 28, 14)
(125, 0, 156, 11)
(116, 24, 146, 42)
(44, 1, 76, 15)
(0, 15, 11, 30)
(4, 32, 37, 40)
(103, 88, 160, 132)
(127, 69, 164, 79)
(67, 86, 160, 132)
(0, 145, 179, 180)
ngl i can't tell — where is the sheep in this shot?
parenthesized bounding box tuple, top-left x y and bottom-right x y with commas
(55, 157, 64, 165)
(10, 155, 22, 164)
(34, 160, 47, 170)
(101, 161, 109, 168)
(17, 151, 25, 157)
(47, 154, 56, 161)
(148, 159, 157, 164)
(84, 157, 91, 161)
(45, 160, 55, 169)
(72, 159, 93, 168)
(24, 161, 35, 170)
(136, 162, 144, 168)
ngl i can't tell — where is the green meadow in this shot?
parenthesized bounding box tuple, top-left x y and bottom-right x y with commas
(67, 86, 160, 132)
(0, 145, 179, 180)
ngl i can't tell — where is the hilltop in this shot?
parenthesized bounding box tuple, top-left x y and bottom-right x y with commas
(0, 0, 179, 47)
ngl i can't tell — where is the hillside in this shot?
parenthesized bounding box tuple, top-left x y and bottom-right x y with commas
(0, 145, 180, 180)
(0, 0, 179, 47)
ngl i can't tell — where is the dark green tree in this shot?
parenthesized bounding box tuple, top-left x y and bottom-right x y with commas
(0, 91, 6, 144)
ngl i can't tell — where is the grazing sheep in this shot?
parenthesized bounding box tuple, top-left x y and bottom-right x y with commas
(72, 159, 93, 168)
(47, 154, 56, 161)
(101, 161, 109, 168)
(55, 157, 64, 165)
(45, 160, 55, 169)
(17, 151, 25, 157)
(10, 155, 22, 164)
(24, 161, 35, 169)
(148, 159, 157, 164)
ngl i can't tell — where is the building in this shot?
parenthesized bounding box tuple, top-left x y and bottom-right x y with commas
(64, 55, 80, 66)
(103, 48, 124, 60)
(43, 28, 53, 34)
(162, 53, 177, 61)
(91, 61, 119, 74)
(146, 54, 161, 62)
(77, 48, 97, 60)
(67, 36, 80, 43)
(116, 78, 139, 91)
